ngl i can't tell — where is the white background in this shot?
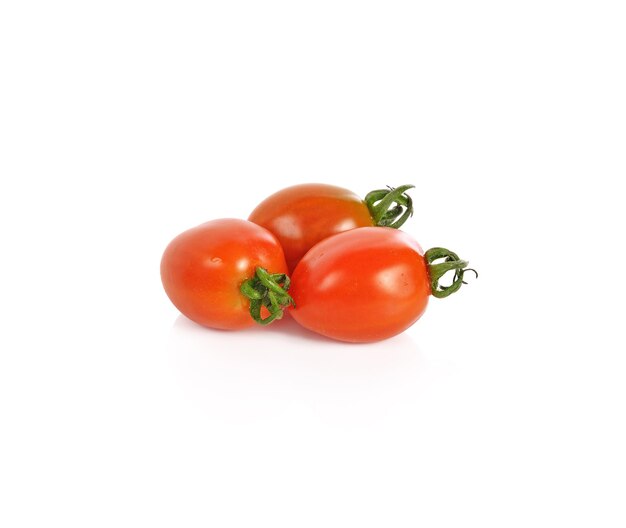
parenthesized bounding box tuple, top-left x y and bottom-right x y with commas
(1, 1, 625, 526)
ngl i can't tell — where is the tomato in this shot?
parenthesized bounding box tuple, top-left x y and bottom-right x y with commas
(249, 183, 413, 272)
(161, 219, 292, 330)
(289, 227, 472, 343)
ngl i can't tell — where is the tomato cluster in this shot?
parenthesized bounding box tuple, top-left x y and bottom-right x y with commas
(161, 184, 474, 343)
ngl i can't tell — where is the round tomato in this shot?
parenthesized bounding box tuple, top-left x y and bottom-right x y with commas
(289, 227, 472, 343)
(248, 183, 414, 271)
(161, 219, 292, 330)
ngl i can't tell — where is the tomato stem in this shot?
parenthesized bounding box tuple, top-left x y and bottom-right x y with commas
(425, 247, 476, 298)
(240, 267, 295, 325)
(364, 184, 415, 228)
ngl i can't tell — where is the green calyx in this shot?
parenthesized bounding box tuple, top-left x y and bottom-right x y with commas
(240, 267, 295, 325)
(364, 184, 415, 228)
(425, 247, 477, 299)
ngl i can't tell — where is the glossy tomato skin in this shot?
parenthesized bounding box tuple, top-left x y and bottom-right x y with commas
(289, 227, 431, 343)
(160, 219, 288, 330)
(248, 184, 374, 272)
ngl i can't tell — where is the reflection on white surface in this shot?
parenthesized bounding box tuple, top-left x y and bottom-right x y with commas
(168, 315, 438, 426)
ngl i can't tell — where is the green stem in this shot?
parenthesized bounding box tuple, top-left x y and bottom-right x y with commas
(364, 184, 414, 228)
(425, 247, 477, 299)
(240, 267, 295, 325)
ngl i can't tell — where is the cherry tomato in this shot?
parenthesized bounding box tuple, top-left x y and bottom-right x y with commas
(289, 227, 472, 343)
(249, 183, 413, 271)
(161, 219, 291, 330)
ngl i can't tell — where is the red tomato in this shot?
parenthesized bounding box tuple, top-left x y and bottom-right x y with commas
(161, 219, 290, 330)
(249, 183, 413, 272)
(289, 228, 471, 343)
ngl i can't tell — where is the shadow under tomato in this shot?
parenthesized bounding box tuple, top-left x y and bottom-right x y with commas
(171, 312, 336, 343)
(167, 314, 434, 428)
(172, 312, 416, 345)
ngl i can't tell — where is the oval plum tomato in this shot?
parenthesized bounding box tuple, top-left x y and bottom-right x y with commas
(248, 183, 414, 272)
(161, 219, 293, 330)
(289, 227, 474, 343)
